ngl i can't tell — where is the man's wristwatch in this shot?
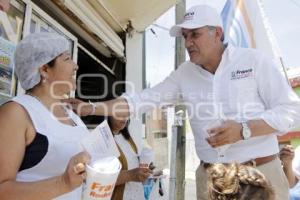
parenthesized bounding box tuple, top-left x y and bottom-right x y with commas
(241, 122, 251, 140)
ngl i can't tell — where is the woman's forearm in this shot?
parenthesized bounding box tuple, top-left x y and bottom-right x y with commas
(283, 165, 298, 188)
(0, 175, 71, 200)
(115, 170, 132, 186)
(94, 98, 130, 118)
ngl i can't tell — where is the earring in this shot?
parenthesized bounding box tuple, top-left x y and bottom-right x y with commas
(41, 73, 47, 83)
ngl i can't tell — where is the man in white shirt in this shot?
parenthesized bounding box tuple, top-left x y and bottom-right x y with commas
(67, 5, 300, 200)
(0, 0, 10, 12)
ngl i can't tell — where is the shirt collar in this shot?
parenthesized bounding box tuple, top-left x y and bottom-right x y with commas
(225, 43, 236, 62)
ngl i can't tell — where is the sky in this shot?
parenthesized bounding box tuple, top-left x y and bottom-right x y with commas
(145, 0, 300, 87)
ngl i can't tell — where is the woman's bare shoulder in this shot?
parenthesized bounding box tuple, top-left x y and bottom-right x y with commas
(0, 101, 31, 126)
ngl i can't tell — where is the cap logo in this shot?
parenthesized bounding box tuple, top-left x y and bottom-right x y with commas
(184, 12, 194, 21)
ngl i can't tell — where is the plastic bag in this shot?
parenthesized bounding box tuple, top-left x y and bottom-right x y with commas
(144, 179, 154, 200)
(149, 178, 167, 200)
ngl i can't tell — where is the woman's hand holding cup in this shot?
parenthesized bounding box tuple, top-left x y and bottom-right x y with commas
(61, 151, 91, 191)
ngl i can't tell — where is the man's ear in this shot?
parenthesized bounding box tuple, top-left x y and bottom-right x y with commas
(215, 27, 224, 41)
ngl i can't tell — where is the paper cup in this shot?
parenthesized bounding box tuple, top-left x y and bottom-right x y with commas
(139, 148, 154, 168)
(203, 119, 231, 157)
(82, 156, 121, 200)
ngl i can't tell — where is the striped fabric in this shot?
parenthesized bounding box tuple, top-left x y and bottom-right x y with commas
(221, 0, 255, 48)
(221, 0, 281, 62)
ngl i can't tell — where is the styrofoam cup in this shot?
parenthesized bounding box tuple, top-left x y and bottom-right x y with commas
(82, 156, 121, 200)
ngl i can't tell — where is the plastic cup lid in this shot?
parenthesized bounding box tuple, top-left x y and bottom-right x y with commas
(89, 156, 121, 173)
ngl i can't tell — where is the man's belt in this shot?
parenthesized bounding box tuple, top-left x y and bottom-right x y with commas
(200, 154, 278, 169)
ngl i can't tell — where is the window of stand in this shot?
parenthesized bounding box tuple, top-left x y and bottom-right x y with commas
(0, 0, 25, 103)
(29, 4, 77, 63)
(0, 0, 78, 103)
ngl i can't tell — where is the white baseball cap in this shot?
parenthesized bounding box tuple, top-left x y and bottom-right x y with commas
(169, 5, 223, 37)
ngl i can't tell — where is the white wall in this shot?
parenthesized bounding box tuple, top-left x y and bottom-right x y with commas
(125, 31, 144, 153)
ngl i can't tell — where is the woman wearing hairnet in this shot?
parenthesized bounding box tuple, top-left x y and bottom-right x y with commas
(0, 32, 91, 199)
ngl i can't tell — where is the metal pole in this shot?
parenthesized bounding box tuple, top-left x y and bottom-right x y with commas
(175, 0, 186, 69)
(169, 0, 186, 199)
(175, 106, 186, 200)
(169, 108, 186, 200)
(175, 0, 186, 198)
(169, 119, 178, 200)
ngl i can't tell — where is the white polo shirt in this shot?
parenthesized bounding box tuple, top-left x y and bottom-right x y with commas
(124, 45, 300, 163)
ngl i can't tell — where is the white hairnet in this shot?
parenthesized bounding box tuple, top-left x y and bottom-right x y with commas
(14, 32, 69, 90)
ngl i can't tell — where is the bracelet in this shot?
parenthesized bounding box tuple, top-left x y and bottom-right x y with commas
(88, 100, 96, 115)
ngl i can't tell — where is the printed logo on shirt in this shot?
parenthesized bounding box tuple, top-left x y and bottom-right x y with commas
(184, 12, 194, 21)
(231, 68, 253, 80)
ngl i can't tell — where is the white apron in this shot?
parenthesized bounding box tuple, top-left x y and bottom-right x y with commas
(114, 134, 144, 200)
(13, 95, 90, 200)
